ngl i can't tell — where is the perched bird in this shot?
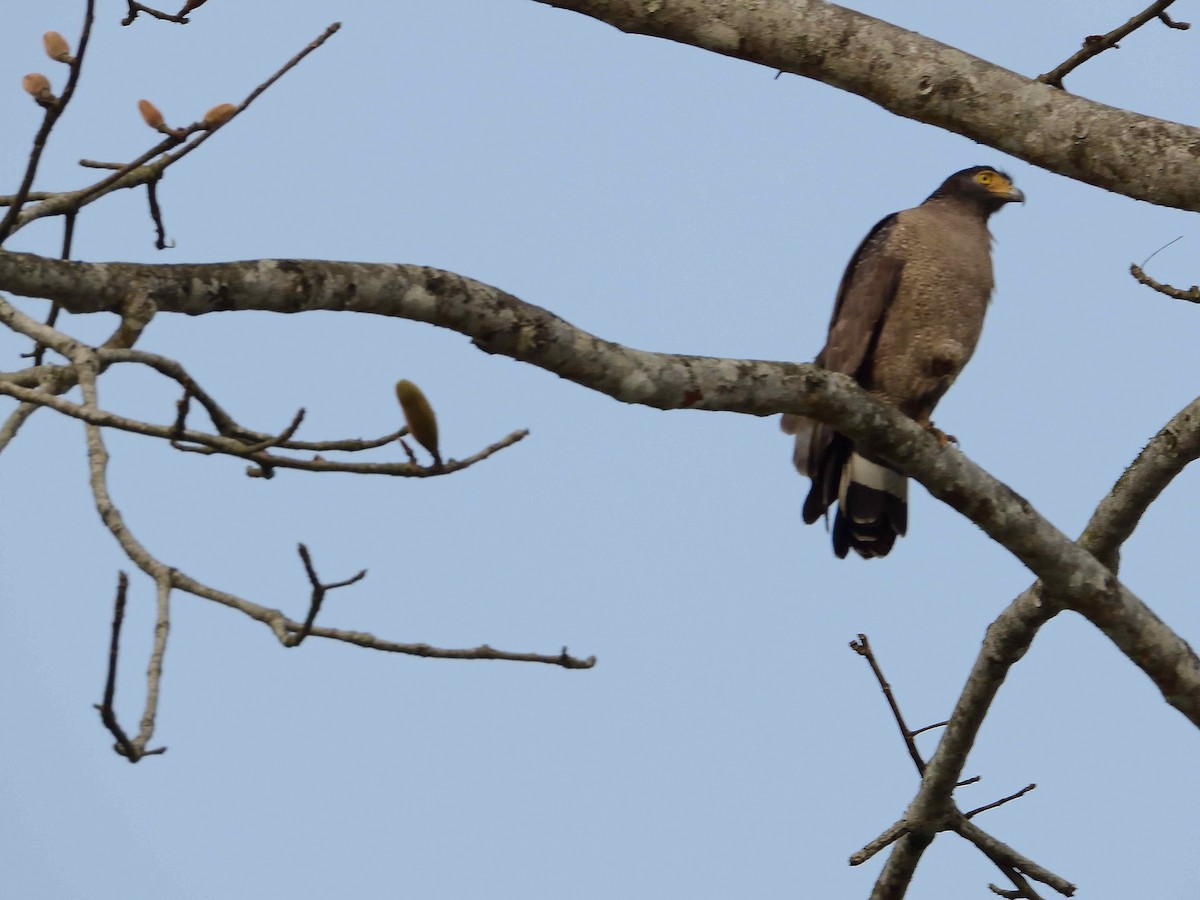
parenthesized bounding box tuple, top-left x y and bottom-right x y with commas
(782, 166, 1023, 559)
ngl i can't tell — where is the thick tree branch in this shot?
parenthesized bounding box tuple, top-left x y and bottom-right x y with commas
(530, 0, 1200, 210)
(872, 395, 1200, 896)
(2, 252, 1197, 729)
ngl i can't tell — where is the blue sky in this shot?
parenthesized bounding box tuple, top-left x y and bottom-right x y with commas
(2, 2, 1199, 897)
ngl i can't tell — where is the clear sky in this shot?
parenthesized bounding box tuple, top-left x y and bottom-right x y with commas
(2, 2, 1199, 898)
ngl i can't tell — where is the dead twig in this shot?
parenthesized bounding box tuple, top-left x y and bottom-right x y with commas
(93, 572, 168, 761)
(851, 634, 1068, 897)
(850, 633, 934, 775)
(1039, 0, 1190, 88)
(292, 544, 367, 646)
(146, 176, 170, 249)
(966, 784, 1038, 820)
(1130, 262, 1200, 303)
(122, 1, 201, 26)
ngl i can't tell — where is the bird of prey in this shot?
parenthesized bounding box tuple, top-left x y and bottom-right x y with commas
(782, 166, 1023, 559)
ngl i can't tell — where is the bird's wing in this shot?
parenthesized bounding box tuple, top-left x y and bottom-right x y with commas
(795, 213, 906, 507)
(816, 212, 905, 377)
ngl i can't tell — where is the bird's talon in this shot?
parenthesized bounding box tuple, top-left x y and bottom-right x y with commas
(924, 424, 958, 448)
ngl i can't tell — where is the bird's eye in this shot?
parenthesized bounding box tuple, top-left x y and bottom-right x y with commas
(976, 171, 994, 185)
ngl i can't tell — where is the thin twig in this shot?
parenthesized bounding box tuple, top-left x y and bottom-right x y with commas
(1038, 0, 1188, 88)
(146, 176, 169, 249)
(965, 784, 1038, 820)
(850, 634, 928, 774)
(122, 1, 190, 26)
(235, 408, 306, 455)
(0, 0, 96, 243)
(0, 372, 528, 477)
(10, 24, 342, 237)
(94, 572, 138, 759)
(134, 570, 172, 751)
(61, 342, 591, 672)
(292, 544, 367, 646)
(1130, 262, 1200, 303)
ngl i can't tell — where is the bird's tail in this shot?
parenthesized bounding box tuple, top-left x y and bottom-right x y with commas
(832, 453, 907, 559)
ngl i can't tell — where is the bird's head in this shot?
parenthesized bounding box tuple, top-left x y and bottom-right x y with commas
(928, 166, 1024, 212)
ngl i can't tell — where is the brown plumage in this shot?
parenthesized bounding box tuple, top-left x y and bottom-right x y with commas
(782, 166, 1023, 559)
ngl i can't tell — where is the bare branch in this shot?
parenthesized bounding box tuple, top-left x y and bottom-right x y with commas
(95, 572, 138, 759)
(292, 544, 367, 646)
(870, 832, 933, 900)
(1038, 0, 1188, 88)
(1081, 395, 1200, 567)
(0, 373, 528, 477)
(850, 819, 908, 867)
(1130, 262, 1200, 303)
(0, 401, 39, 453)
(46, 337, 589, 672)
(135, 570, 172, 751)
(123, 2, 189, 26)
(954, 818, 1075, 896)
(4, 255, 1197, 729)
(145, 176, 169, 249)
(874, 395, 1200, 893)
(92, 572, 168, 761)
(850, 634, 928, 774)
(964, 784, 1037, 820)
(851, 634, 1061, 898)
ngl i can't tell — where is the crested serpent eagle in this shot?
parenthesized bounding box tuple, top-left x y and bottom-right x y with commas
(782, 166, 1024, 559)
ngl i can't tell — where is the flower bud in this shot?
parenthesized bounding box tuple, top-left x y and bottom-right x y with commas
(202, 103, 236, 128)
(395, 380, 440, 462)
(43, 32, 72, 63)
(138, 99, 165, 130)
(21, 73, 54, 104)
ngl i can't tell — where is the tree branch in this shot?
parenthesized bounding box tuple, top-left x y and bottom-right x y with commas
(0, 0, 96, 243)
(872, 395, 1200, 895)
(1130, 262, 1200, 304)
(1038, 0, 1188, 88)
(1, 253, 1197, 723)
(529, 0, 1200, 210)
(851, 634, 1061, 897)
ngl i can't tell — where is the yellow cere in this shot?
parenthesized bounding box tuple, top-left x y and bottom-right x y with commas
(975, 169, 1013, 193)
